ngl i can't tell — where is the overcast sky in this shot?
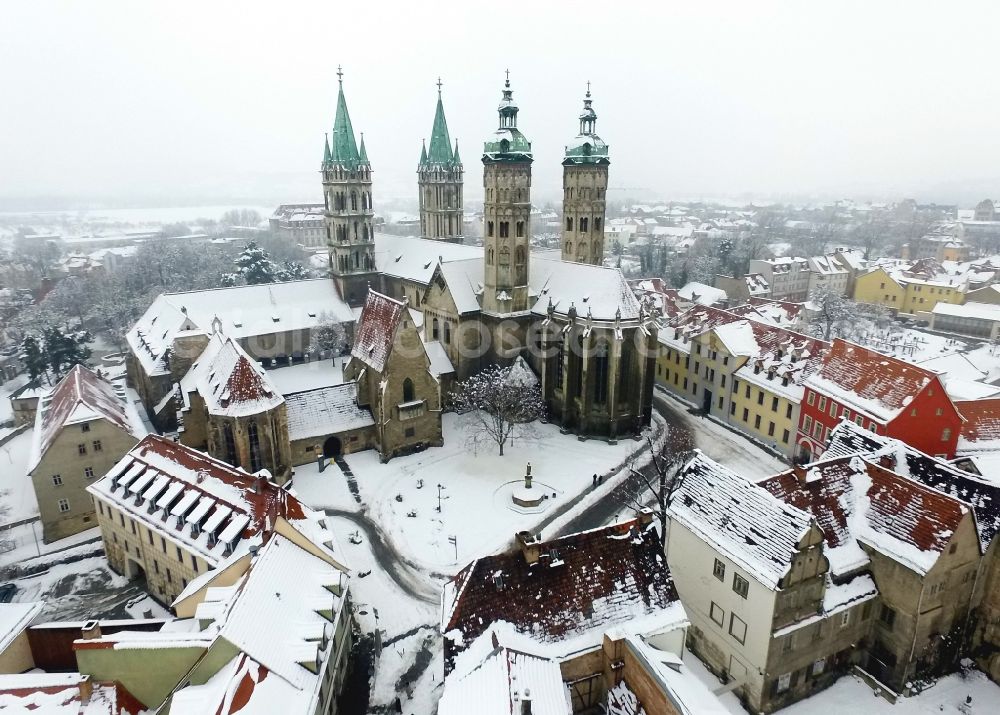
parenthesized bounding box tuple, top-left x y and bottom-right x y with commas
(2, 1, 999, 208)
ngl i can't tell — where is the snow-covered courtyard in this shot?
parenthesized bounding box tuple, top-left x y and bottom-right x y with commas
(292, 412, 648, 570)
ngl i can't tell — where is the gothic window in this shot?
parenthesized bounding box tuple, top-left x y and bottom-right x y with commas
(565, 241, 572, 256)
(403, 378, 415, 403)
(515, 246, 526, 264)
(432, 318, 439, 340)
(581, 217, 589, 233)
(578, 242, 587, 258)
(487, 220, 494, 237)
(354, 252, 359, 268)
(500, 222, 509, 238)
(500, 138, 510, 152)
(444, 321, 451, 344)
(363, 224, 369, 241)
(554, 341, 565, 388)
(361, 193, 367, 210)
(248, 421, 262, 473)
(516, 221, 524, 237)
(500, 247, 510, 266)
(488, 248, 494, 265)
(566, 217, 573, 231)
(619, 344, 631, 397)
(326, 226, 331, 241)
(594, 342, 609, 404)
(573, 335, 584, 397)
(351, 192, 358, 211)
(223, 423, 237, 466)
(353, 222, 359, 240)
(595, 217, 602, 232)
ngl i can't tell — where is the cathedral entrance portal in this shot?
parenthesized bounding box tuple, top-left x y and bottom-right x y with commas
(323, 436, 342, 458)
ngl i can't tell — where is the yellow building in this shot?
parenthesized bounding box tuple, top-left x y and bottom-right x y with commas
(854, 266, 966, 315)
(899, 278, 964, 314)
(852, 267, 905, 309)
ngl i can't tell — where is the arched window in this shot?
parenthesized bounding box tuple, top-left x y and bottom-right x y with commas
(499, 222, 509, 238)
(565, 241, 572, 256)
(554, 341, 565, 388)
(487, 220, 494, 237)
(361, 193, 367, 210)
(594, 342, 609, 404)
(363, 224, 369, 241)
(247, 421, 262, 473)
(499, 247, 510, 266)
(223, 423, 237, 466)
(354, 252, 359, 268)
(444, 321, 451, 344)
(595, 217, 602, 232)
(403, 378, 415, 403)
(566, 217, 573, 231)
(581, 217, 589, 233)
(353, 221, 359, 240)
(515, 246, 526, 264)
(516, 221, 524, 237)
(351, 192, 358, 211)
(578, 242, 588, 259)
(432, 318, 439, 340)
(487, 248, 494, 265)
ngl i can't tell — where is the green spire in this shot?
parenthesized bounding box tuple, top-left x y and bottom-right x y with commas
(323, 133, 331, 165)
(452, 139, 460, 166)
(419, 139, 427, 165)
(359, 132, 368, 164)
(425, 78, 454, 165)
(330, 66, 362, 167)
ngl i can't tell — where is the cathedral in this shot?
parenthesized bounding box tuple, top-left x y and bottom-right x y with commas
(336, 70, 657, 445)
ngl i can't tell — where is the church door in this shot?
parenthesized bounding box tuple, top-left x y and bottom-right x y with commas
(323, 436, 342, 458)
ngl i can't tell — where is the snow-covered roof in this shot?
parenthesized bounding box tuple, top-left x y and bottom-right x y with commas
(677, 282, 726, 306)
(178, 333, 283, 418)
(284, 384, 374, 441)
(822, 420, 1000, 550)
(669, 452, 814, 589)
(808, 255, 849, 276)
(932, 301, 1000, 322)
(0, 675, 144, 714)
(29, 365, 147, 473)
(761, 456, 971, 576)
(373, 233, 481, 286)
(350, 290, 406, 373)
(87, 435, 319, 566)
(438, 259, 485, 314)
(127, 279, 353, 377)
(0, 602, 43, 654)
(957, 398, 1000, 453)
(804, 339, 945, 423)
(442, 518, 682, 666)
(530, 257, 641, 322)
(423, 340, 456, 377)
(438, 628, 571, 715)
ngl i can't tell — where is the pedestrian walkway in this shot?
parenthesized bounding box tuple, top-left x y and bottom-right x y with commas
(334, 455, 363, 504)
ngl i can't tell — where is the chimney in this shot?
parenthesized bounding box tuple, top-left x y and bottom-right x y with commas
(78, 675, 93, 704)
(636, 508, 654, 529)
(81, 620, 101, 640)
(516, 531, 541, 566)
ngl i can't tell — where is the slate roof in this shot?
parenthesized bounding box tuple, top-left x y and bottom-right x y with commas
(350, 290, 406, 373)
(29, 364, 146, 472)
(441, 519, 681, 664)
(804, 339, 945, 423)
(669, 452, 814, 589)
(284, 384, 374, 441)
(823, 420, 1000, 549)
(761, 456, 971, 576)
(956, 398, 1000, 452)
(87, 435, 315, 566)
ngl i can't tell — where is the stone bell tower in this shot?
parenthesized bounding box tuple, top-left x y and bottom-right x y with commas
(418, 79, 464, 243)
(561, 83, 610, 265)
(482, 71, 532, 315)
(323, 67, 376, 307)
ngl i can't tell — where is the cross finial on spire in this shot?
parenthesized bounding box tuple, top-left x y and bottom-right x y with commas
(505, 68, 510, 87)
(337, 65, 343, 84)
(437, 77, 442, 95)
(586, 80, 591, 97)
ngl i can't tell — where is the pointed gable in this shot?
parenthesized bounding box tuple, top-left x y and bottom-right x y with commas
(350, 290, 406, 372)
(180, 334, 283, 418)
(957, 398, 1000, 452)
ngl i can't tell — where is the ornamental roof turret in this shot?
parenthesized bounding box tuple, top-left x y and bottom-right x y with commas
(483, 71, 532, 162)
(323, 67, 369, 170)
(420, 79, 460, 168)
(563, 82, 609, 166)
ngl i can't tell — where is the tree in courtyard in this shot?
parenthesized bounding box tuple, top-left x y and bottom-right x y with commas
(276, 260, 311, 281)
(309, 312, 348, 361)
(624, 425, 696, 547)
(228, 240, 277, 285)
(21, 334, 47, 382)
(807, 283, 858, 341)
(451, 362, 545, 456)
(43, 326, 92, 380)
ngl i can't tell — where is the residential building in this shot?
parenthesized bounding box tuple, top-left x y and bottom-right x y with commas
(930, 301, 1000, 340)
(806, 255, 849, 297)
(714, 273, 771, 304)
(667, 452, 874, 713)
(441, 516, 689, 711)
(796, 338, 962, 461)
(269, 203, 327, 248)
(87, 434, 334, 606)
(852, 262, 966, 315)
(28, 365, 147, 542)
(749, 257, 811, 301)
(0, 674, 144, 714)
(0, 602, 43, 674)
(974, 199, 1000, 222)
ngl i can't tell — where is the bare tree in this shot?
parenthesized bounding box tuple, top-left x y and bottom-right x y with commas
(451, 363, 545, 456)
(309, 312, 348, 361)
(808, 283, 857, 341)
(623, 425, 696, 546)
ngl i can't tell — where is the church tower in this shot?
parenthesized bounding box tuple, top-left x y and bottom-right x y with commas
(561, 84, 609, 265)
(482, 72, 532, 315)
(418, 80, 464, 243)
(323, 67, 376, 307)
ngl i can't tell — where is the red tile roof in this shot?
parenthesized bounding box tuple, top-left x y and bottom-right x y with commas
(761, 456, 970, 574)
(957, 398, 1000, 449)
(350, 290, 406, 372)
(442, 519, 679, 669)
(805, 339, 943, 422)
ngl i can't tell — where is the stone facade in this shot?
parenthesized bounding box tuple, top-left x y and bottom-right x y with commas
(561, 87, 609, 266)
(418, 84, 464, 243)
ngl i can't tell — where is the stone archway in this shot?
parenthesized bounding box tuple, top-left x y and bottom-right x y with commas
(323, 436, 342, 458)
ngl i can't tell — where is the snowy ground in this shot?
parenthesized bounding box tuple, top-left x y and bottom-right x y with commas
(0, 428, 39, 523)
(684, 647, 1000, 714)
(293, 413, 644, 571)
(266, 358, 346, 394)
(0, 374, 29, 435)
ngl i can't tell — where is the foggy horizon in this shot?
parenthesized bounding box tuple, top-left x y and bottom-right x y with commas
(3, 1, 1000, 210)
